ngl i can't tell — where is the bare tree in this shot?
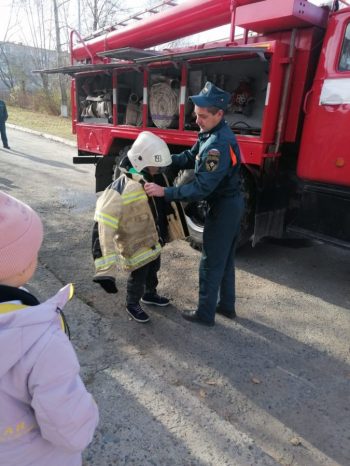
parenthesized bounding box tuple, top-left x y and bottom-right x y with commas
(52, 0, 69, 116)
(0, 0, 19, 92)
(79, 0, 129, 34)
(15, 0, 54, 95)
(1, 0, 19, 43)
(0, 44, 16, 91)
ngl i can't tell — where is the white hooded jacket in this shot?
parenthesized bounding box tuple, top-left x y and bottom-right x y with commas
(0, 284, 99, 466)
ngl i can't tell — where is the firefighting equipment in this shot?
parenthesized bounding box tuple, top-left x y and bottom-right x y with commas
(93, 168, 188, 281)
(125, 93, 142, 126)
(81, 93, 112, 119)
(127, 131, 172, 172)
(231, 79, 255, 115)
(94, 175, 162, 275)
(149, 80, 179, 129)
(162, 175, 189, 243)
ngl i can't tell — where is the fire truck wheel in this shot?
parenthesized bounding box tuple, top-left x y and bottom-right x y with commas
(174, 168, 256, 250)
(95, 155, 116, 193)
(173, 169, 203, 250)
(113, 146, 130, 181)
(239, 167, 256, 246)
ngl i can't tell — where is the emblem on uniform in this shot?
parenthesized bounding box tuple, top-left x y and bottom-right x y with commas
(205, 149, 220, 172)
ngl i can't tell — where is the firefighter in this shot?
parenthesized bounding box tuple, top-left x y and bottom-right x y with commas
(145, 82, 244, 327)
(93, 131, 175, 323)
(0, 99, 10, 149)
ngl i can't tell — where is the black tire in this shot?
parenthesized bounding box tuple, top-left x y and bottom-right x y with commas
(238, 167, 256, 247)
(95, 145, 131, 193)
(174, 168, 256, 250)
(95, 155, 116, 193)
(173, 169, 204, 250)
(113, 145, 130, 181)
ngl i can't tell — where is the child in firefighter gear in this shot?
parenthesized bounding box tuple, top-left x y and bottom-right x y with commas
(0, 99, 10, 149)
(93, 131, 186, 323)
(145, 82, 244, 327)
(0, 191, 99, 466)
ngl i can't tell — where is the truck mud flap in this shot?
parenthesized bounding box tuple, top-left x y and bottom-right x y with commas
(252, 185, 288, 246)
(253, 209, 286, 246)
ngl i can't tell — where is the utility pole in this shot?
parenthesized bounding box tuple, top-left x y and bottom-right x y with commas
(77, 0, 81, 33)
(53, 0, 68, 116)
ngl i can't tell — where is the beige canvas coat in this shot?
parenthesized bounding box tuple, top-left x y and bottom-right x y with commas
(94, 173, 162, 277)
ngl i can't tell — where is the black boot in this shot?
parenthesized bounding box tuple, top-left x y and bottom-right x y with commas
(216, 306, 236, 319)
(181, 310, 214, 327)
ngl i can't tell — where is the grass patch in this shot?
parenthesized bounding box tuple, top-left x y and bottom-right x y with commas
(7, 105, 76, 141)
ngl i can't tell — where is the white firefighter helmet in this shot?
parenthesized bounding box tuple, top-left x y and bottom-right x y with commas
(127, 131, 171, 172)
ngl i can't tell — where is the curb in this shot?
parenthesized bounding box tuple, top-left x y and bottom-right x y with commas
(8, 123, 77, 148)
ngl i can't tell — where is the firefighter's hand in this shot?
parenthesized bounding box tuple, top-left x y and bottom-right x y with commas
(144, 182, 165, 197)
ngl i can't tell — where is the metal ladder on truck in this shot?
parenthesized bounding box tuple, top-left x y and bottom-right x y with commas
(82, 1, 178, 42)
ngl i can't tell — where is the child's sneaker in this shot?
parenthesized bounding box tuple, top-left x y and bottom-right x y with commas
(126, 303, 150, 323)
(141, 293, 170, 307)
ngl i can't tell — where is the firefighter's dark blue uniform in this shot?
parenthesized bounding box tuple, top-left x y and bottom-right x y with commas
(164, 82, 244, 325)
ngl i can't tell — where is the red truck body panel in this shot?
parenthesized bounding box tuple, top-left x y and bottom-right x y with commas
(297, 9, 350, 187)
(235, 0, 328, 33)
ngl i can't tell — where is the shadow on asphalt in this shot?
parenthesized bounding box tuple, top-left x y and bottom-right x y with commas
(132, 305, 350, 465)
(236, 237, 350, 310)
(8, 148, 87, 173)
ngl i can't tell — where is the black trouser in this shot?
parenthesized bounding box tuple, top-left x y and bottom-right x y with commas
(0, 121, 8, 147)
(126, 256, 160, 305)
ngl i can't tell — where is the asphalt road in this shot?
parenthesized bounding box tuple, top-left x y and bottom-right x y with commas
(1, 128, 350, 466)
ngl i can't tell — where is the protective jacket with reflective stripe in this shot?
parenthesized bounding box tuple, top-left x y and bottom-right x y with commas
(94, 173, 162, 276)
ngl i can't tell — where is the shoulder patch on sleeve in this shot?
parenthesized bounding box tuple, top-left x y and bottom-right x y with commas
(205, 149, 221, 172)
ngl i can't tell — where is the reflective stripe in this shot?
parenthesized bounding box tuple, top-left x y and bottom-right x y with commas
(68, 283, 74, 300)
(95, 253, 117, 269)
(229, 146, 237, 166)
(121, 190, 147, 205)
(0, 303, 27, 314)
(94, 211, 119, 228)
(180, 86, 186, 105)
(122, 193, 147, 205)
(120, 243, 161, 268)
(0, 304, 67, 334)
(265, 82, 271, 106)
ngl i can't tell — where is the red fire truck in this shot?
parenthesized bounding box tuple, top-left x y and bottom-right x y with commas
(44, 0, 350, 248)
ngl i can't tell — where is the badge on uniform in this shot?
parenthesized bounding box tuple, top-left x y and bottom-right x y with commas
(205, 149, 220, 172)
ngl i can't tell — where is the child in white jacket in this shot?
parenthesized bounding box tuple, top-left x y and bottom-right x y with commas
(0, 191, 99, 466)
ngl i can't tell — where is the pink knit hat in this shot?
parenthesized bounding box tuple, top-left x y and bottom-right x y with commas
(0, 191, 43, 282)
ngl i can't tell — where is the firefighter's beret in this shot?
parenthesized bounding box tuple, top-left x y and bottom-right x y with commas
(190, 81, 230, 110)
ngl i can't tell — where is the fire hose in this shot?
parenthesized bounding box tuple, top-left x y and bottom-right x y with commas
(149, 81, 179, 129)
